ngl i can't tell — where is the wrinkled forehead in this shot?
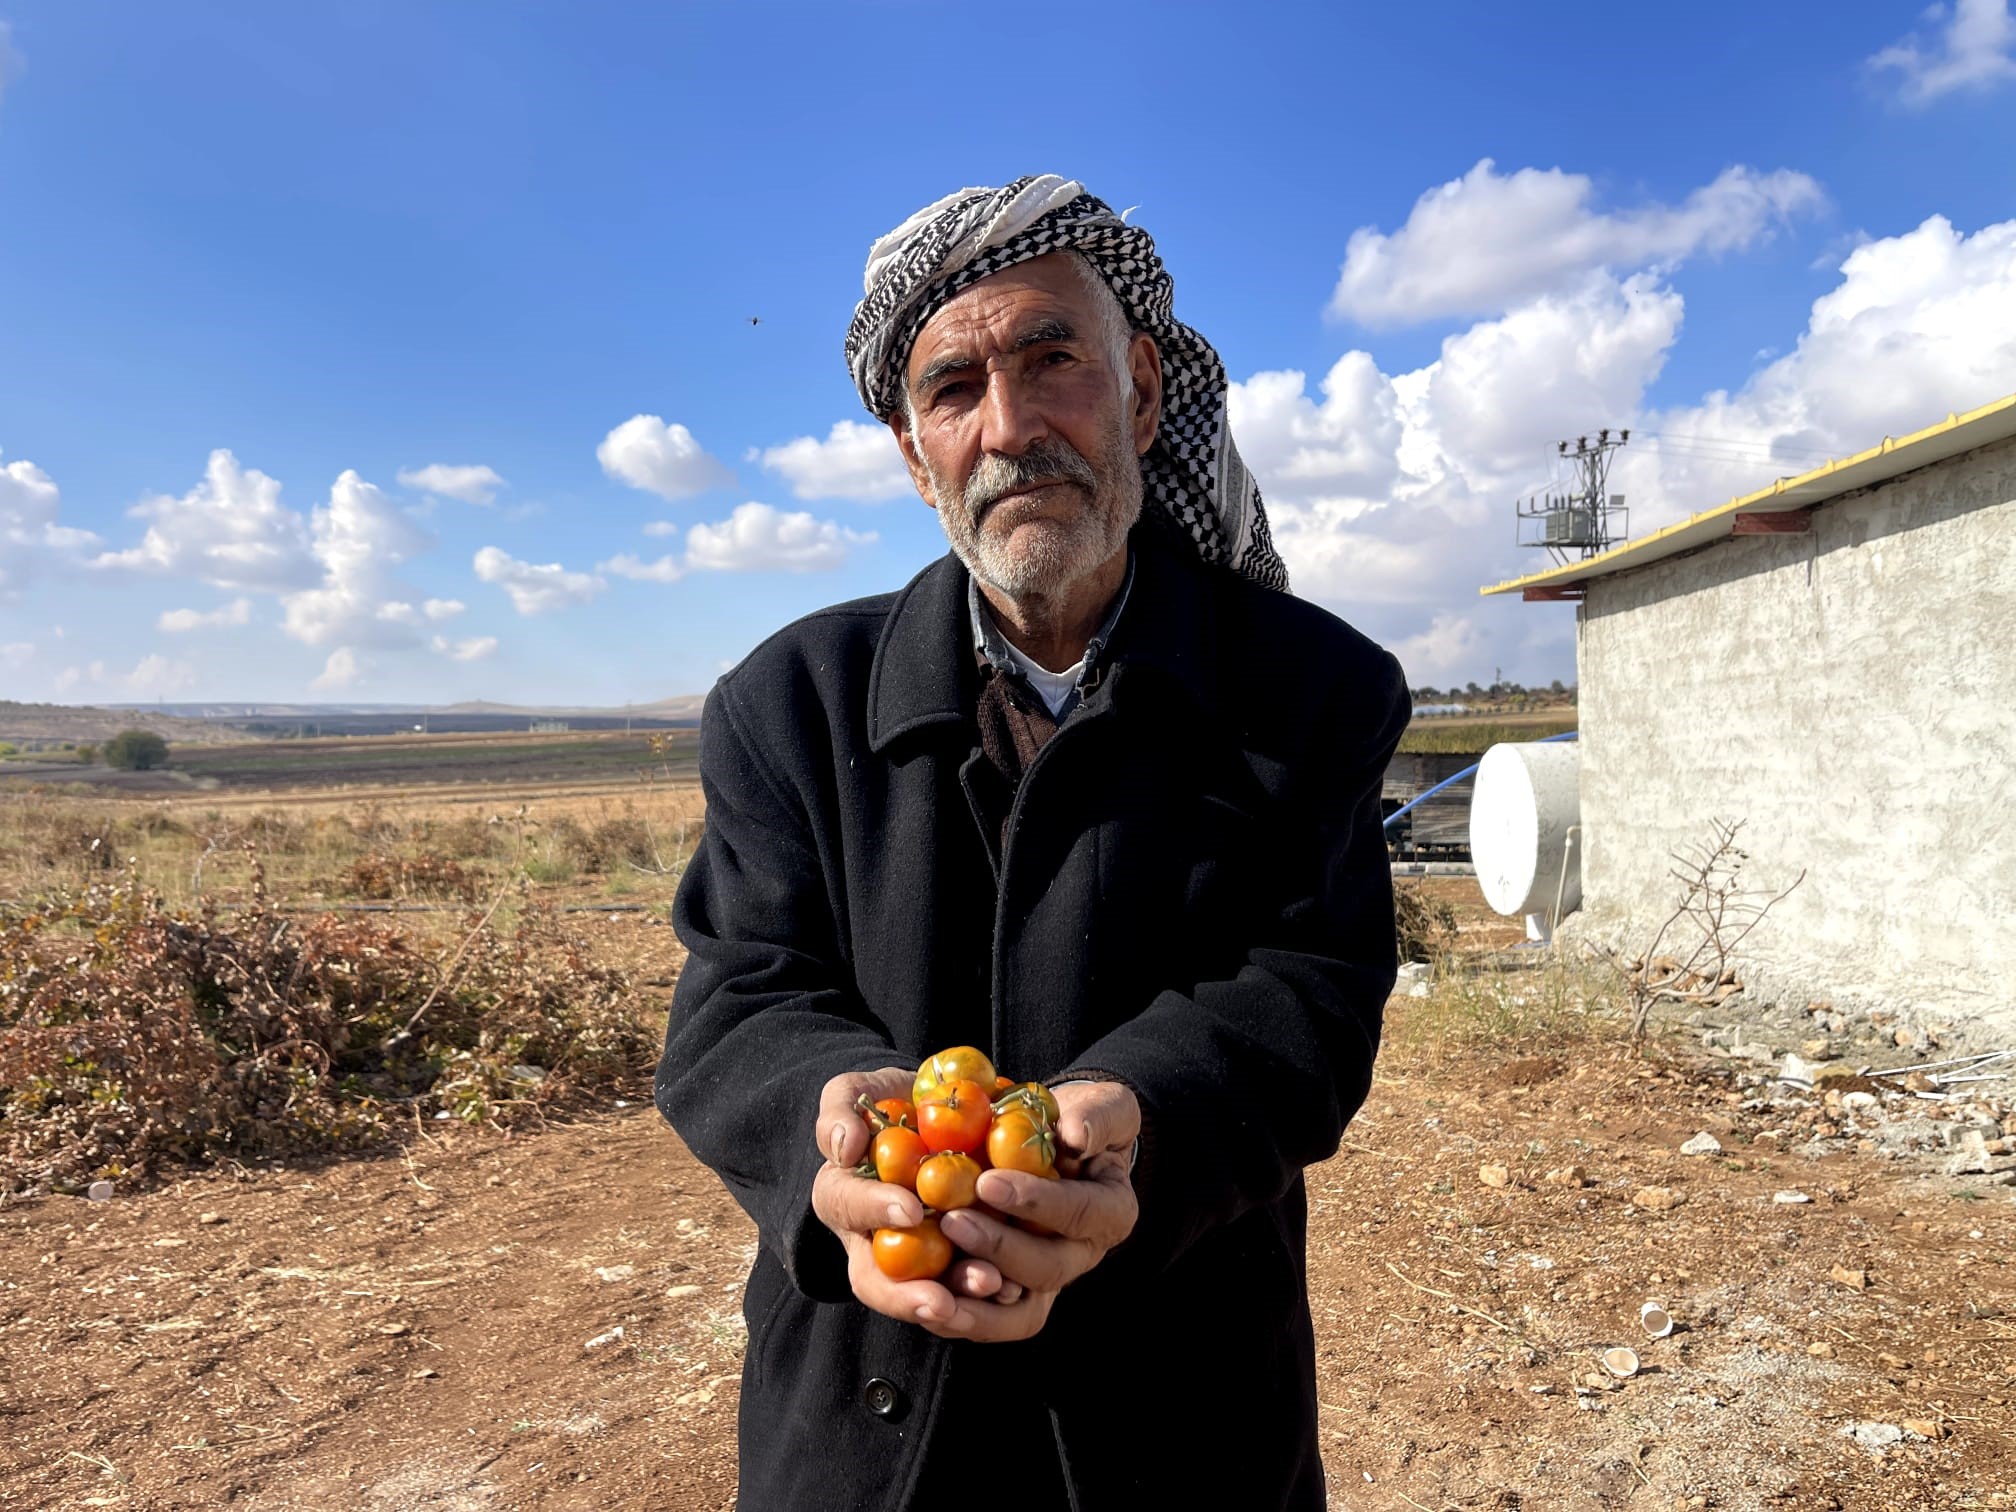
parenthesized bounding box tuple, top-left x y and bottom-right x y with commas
(903, 253, 1095, 382)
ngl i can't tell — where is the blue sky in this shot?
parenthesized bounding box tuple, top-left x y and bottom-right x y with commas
(2, 1, 2013, 704)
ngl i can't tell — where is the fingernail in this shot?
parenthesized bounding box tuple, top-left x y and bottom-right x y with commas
(916, 1301, 947, 1323)
(830, 1123, 848, 1163)
(887, 1202, 911, 1226)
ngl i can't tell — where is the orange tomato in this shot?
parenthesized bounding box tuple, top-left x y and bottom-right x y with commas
(872, 1217, 953, 1281)
(856, 1094, 916, 1133)
(987, 1107, 1058, 1177)
(915, 1151, 983, 1211)
(872, 1126, 927, 1190)
(913, 1046, 997, 1108)
(916, 1078, 992, 1157)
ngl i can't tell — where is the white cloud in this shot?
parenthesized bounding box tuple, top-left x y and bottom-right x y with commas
(1616, 213, 2016, 530)
(1, 641, 32, 669)
(1246, 205, 2016, 690)
(597, 415, 734, 501)
(757, 420, 912, 502)
(279, 471, 432, 648)
(0, 22, 23, 106)
(431, 634, 498, 662)
(1230, 351, 1404, 510)
(601, 553, 687, 584)
(310, 648, 361, 691)
(1388, 613, 1492, 684)
(1328, 159, 1824, 326)
(642, 519, 681, 537)
(397, 463, 507, 505)
(473, 545, 606, 615)
(1, 452, 99, 600)
(601, 502, 875, 584)
(126, 654, 196, 696)
(158, 598, 253, 633)
(54, 661, 103, 697)
(423, 597, 465, 620)
(1870, 0, 2016, 106)
(91, 449, 317, 591)
(687, 503, 875, 573)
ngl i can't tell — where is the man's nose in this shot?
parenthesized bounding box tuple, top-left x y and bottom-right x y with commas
(977, 370, 1046, 458)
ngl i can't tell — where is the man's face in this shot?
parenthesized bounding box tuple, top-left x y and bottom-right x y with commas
(890, 254, 1162, 601)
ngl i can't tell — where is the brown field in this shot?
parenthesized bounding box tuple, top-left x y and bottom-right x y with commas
(1, 744, 2011, 1511)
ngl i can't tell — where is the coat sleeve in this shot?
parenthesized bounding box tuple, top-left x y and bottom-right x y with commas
(1057, 650, 1410, 1275)
(654, 680, 898, 1303)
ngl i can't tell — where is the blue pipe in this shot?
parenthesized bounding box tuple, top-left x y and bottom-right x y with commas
(1383, 730, 1577, 829)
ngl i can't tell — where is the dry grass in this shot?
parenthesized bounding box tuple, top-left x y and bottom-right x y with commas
(1380, 953, 1624, 1071)
(0, 786, 705, 914)
(0, 783, 705, 1197)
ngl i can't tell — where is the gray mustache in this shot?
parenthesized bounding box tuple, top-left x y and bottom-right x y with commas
(964, 440, 1098, 522)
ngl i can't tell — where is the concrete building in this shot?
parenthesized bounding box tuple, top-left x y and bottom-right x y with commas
(1482, 393, 2016, 1044)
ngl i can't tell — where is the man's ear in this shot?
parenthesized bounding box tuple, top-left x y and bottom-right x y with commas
(888, 415, 940, 511)
(1127, 332, 1163, 456)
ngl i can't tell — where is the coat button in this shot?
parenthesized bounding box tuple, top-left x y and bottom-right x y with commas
(862, 1378, 904, 1419)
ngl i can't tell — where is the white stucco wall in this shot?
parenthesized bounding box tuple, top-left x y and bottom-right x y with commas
(1575, 433, 2016, 1043)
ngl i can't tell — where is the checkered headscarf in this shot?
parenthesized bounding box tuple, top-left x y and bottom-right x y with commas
(845, 175, 1287, 591)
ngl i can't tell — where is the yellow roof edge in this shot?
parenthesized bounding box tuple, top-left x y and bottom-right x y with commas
(1479, 391, 2016, 597)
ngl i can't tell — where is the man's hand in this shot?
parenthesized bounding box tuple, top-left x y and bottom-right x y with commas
(930, 1080, 1140, 1338)
(809, 1068, 1028, 1334)
(811, 1071, 1141, 1343)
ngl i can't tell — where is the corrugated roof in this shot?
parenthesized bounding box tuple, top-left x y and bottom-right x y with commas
(1479, 391, 2016, 598)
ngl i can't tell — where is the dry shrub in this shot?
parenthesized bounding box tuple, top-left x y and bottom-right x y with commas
(125, 809, 193, 841)
(1396, 880, 1459, 964)
(9, 806, 123, 874)
(424, 814, 504, 863)
(343, 852, 481, 902)
(551, 815, 657, 875)
(0, 869, 655, 1196)
(238, 811, 315, 855)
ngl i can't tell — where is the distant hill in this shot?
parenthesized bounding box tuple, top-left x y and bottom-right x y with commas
(34, 691, 716, 740)
(0, 701, 260, 747)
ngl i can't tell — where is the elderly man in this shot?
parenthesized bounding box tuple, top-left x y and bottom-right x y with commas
(656, 176, 1408, 1510)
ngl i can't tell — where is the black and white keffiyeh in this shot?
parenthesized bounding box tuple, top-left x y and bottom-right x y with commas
(844, 175, 1288, 591)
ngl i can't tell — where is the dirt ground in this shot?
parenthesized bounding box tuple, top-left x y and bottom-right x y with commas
(4, 898, 2014, 1511)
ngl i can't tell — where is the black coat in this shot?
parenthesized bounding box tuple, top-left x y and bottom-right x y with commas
(656, 525, 1409, 1511)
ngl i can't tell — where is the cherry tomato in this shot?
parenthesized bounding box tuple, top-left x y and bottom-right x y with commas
(993, 1075, 1015, 1093)
(987, 1107, 1058, 1178)
(856, 1095, 916, 1133)
(915, 1151, 982, 1211)
(913, 1046, 997, 1108)
(991, 1081, 1060, 1126)
(916, 1078, 991, 1157)
(872, 1125, 927, 1190)
(872, 1217, 953, 1281)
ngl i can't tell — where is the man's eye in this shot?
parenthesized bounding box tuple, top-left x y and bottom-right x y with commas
(1042, 350, 1074, 365)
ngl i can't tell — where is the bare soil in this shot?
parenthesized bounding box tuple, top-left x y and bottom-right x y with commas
(4, 896, 2013, 1510)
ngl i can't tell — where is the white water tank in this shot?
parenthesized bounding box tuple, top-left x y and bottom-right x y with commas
(1468, 741, 1582, 920)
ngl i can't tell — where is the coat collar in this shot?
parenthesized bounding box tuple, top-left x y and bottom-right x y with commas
(866, 523, 1223, 754)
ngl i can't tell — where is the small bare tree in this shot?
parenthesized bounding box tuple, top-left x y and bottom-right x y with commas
(1604, 818, 1804, 1043)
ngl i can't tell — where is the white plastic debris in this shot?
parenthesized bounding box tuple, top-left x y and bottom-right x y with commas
(584, 1326, 627, 1349)
(86, 1180, 115, 1202)
(1773, 1189, 1813, 1205)
(1640, 1302, 1673, 1338)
